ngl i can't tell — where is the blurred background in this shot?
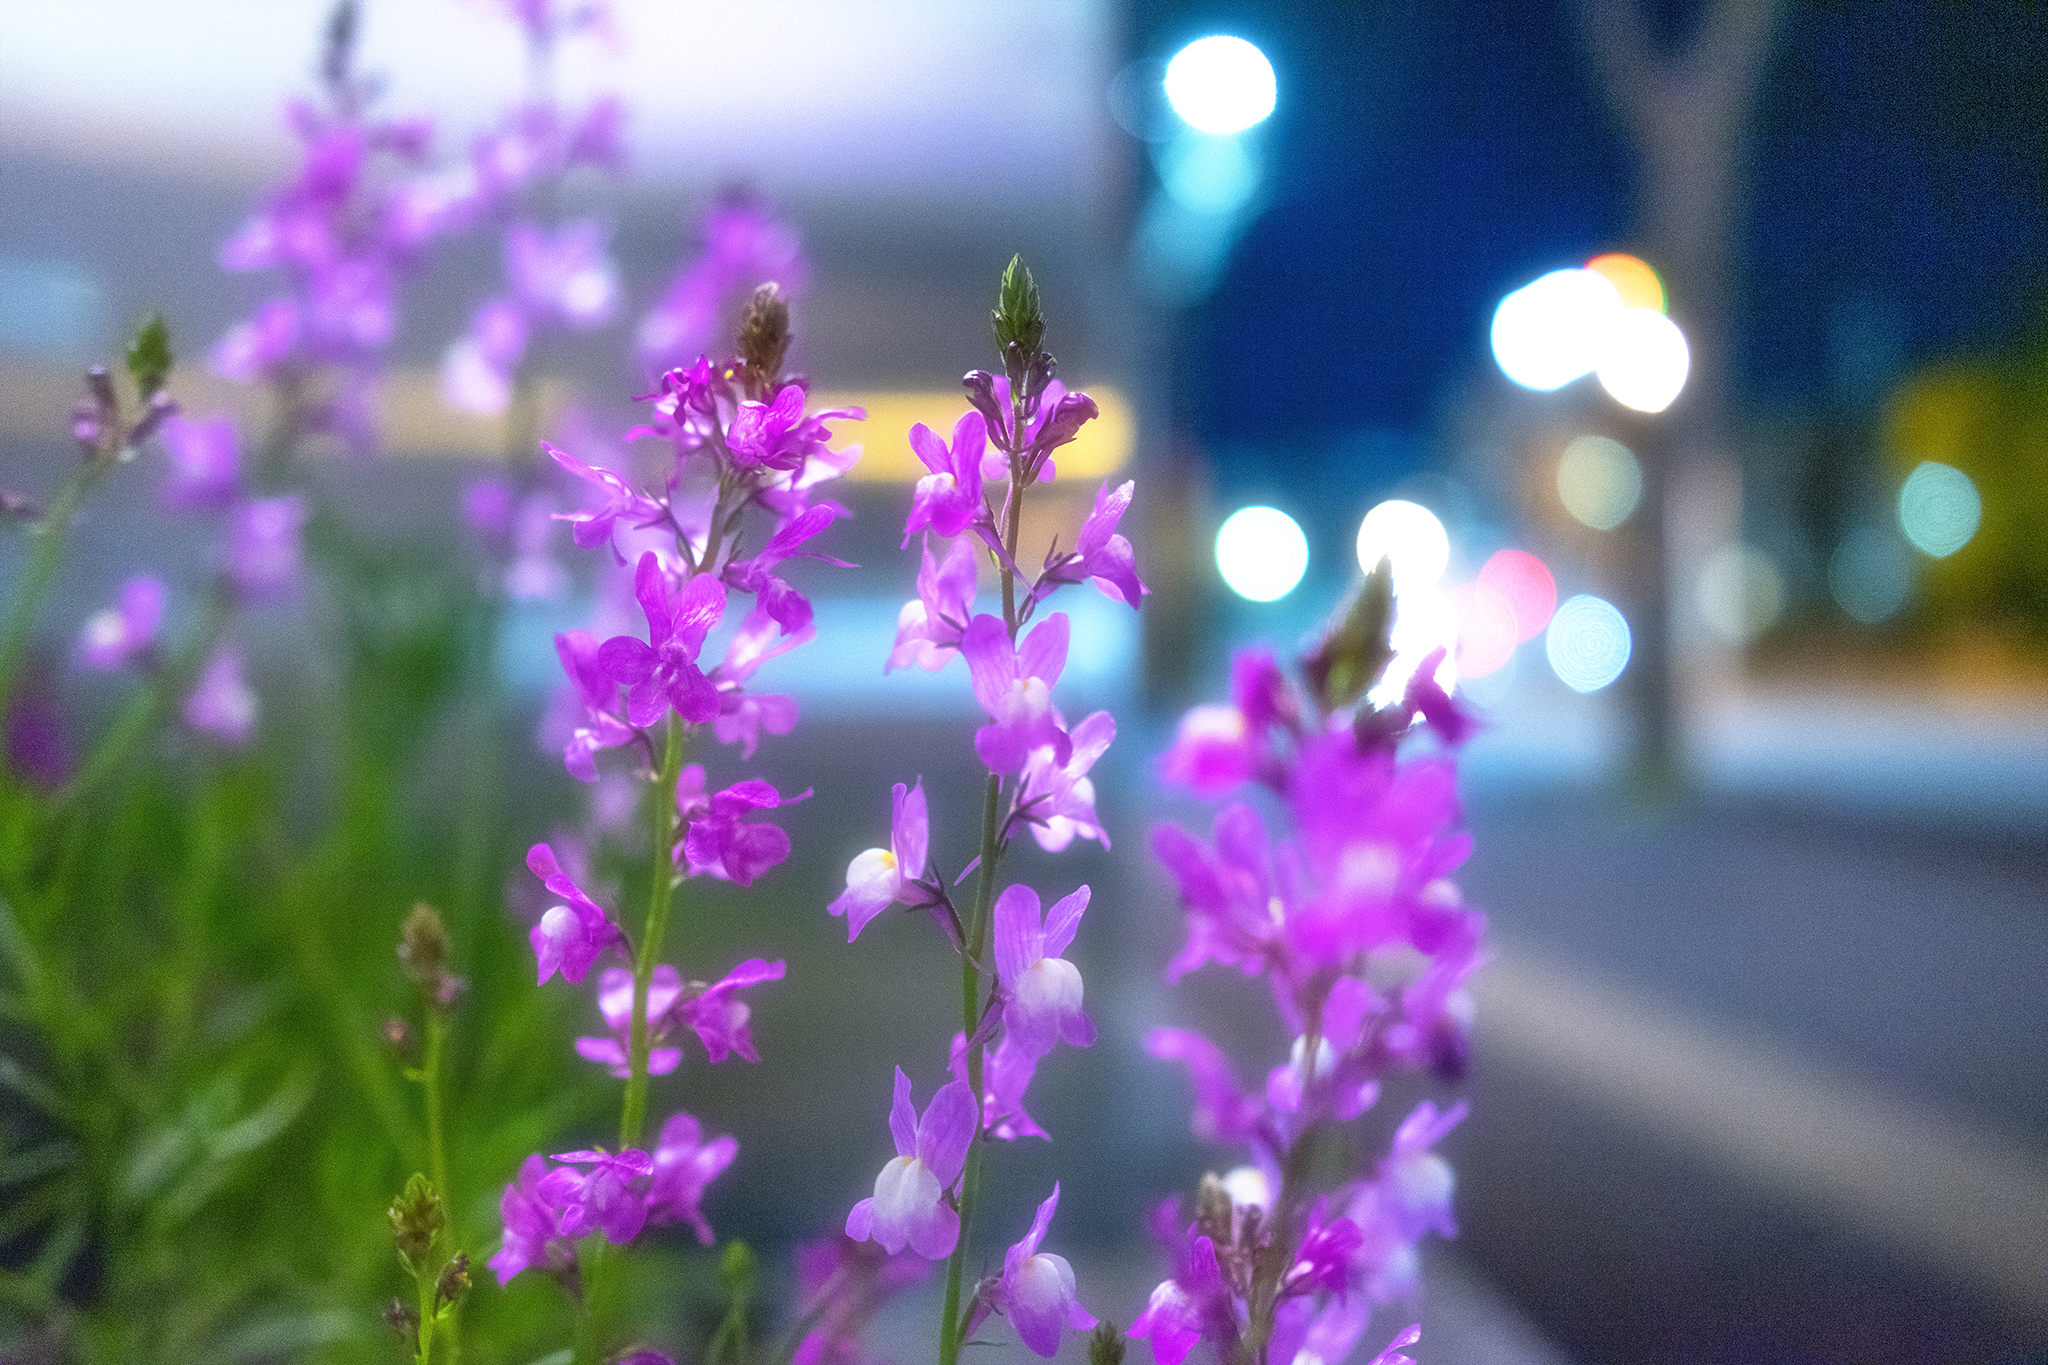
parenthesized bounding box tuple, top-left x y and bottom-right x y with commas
(1, 1, 2044, 1362)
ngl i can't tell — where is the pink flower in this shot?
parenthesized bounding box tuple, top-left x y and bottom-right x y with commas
(886, 534, 978, 674)
(902, 410, 987, 546)
(845, 1069, 976, 1259)
(598, 553, 727, 725)
(679, 779, 803, 886)
(183, 647, 258, 745)
(538, 1147, 653, 1244)
(78, 576, 165, 672)
(995, 1185, 1096, 1357)
(574, 965, 686, 1077)
(1015, 709, 1114, 851)
(526, 841, 624, 985)
(961, 612, 1071, 773)
(159, 414, 241, 511)
(645, 1111, 738, 1245)
(828, 780, 935, 942)
(993, 884, 1095, 1058)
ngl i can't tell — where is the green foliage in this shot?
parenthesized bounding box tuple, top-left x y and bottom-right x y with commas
(0, 510, 604, 1363)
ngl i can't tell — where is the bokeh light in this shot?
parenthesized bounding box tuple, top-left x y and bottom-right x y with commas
(1696, 543, 1784, 642)
(1354, 499, 1450, 588)
(1585, 252, 1665, 312)
(1595, 309, 1689, 413)
(1829, 527, 1913, 624)
(1163, 36, 1276, 136)
(1555, 434, 1643, 531)
(1453, 581, 1518, 678)
(1215, 505, 1308, 601)
(1158, 133, 1261, 213)
(1370, 582, 1460, 708)
(1545, 594, 1632, 692)
(1897, 461, 1981, 558)
(1478, 548, 1557, 641)
(1490, 267, 1623, 391)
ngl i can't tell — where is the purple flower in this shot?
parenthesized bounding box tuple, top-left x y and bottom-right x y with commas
(1377, 1100, 1465, 1240)
(1366, 1325, 1422, 1365)
(845, 1068, 977, 1259)
(538, 1147, 654, 1244)
(442, 297, 529, 415)
(962, 373, 1098, 481)
(1144, 1028, 1263, 1144)
(1159, 650, 1297, 796)
(680, 779, 803, 886)
(665, 957, 786, 1063)
(574, 965, 686, 1077)
(1128, 1230, 1230, 1365)
(1283, 1203, 1364, 1298)
(159, 414, 241, 511)
(645, 1111, 739, 1245)
(710, 607, 806, 758)
(1037, 480, 1144, 609)
(211, 297, 300, 383)
(995, 1185, 1096, 1357)
(993, 885, 1095, 1058)
(545, 440, 665, 554)
(599, 553, 727, 725)
(828, 780, 935, 942)
(721, 502, 851, 635)
(1160, 704, 1258, 796)
(78, 575, 165, 672)
(491, 1153, 573, 1285)
(1015, 709, 1113, 852)
(724, 384, 862, 474)
(1268, 1296, 1372, 1365)
(1149, 803, 1284, 981)
(1073, 479, 1144, 605)
(526, 841, 624, 985)
(507, 218, 618, 327)
(227, 496, 310, 602)
(961, 612, 1071, 773)
(552, 629, 635, 781)
(902, 411, 987, 546)
(949, 1031, 1048, 1142)
(183, 647, 258, 744)
(886, 534, 978, 673)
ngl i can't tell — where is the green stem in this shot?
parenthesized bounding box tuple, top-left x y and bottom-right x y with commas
(415, 1263, 437, 1365)
(937, 724, 1012, 1362)
(423, 1007, 450, 1214)
(620, 714, 685, 1152)
(0, 469, 97, 739)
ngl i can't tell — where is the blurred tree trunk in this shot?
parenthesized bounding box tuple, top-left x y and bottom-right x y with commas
(1575, 0, 1784, 789)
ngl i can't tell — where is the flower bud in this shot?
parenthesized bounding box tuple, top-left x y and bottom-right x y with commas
(124, 314, 173, 400)
(991, 255, 1045, 378)
(1088, 1319, 1127, 1365)
(435, 1250, 471, 1312)
(719, 1239, 757, 1298)
(398, 903, 466, 1007)
(1301, 558, 1396, 715)
(383, 1297, 420, 1341)
(737, 284, 793, 384)
(389, 1172, 445, 1271)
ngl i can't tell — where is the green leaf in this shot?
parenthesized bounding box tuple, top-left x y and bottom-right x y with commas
(125, 313, 173, 398)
